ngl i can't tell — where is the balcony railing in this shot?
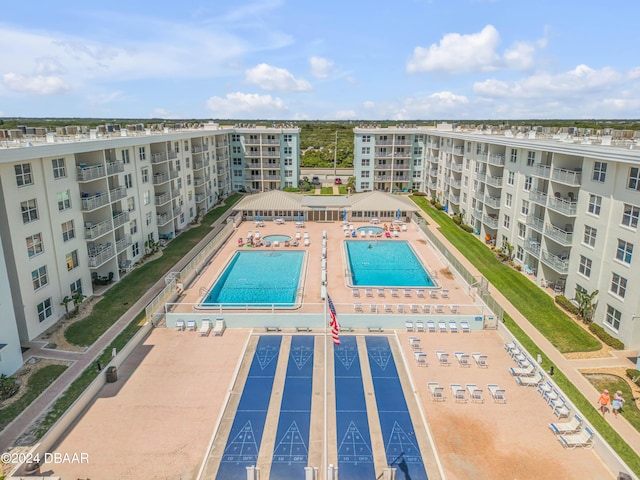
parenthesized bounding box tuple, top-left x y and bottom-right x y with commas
(193, 161, 205, 170)
(545, 223, 573, 245)
(529, 190, 548, 206)
(88, 244, 115, 268)
(153, 172, 171, 185)
(453, 146, 464, 155)
(81, 192, 110, 211)
(116, 235, 132, 252)
(151, 152, 168, 164)
(449, 194, 460, 204)
(484, 195, 501, 208)
(541, 250, 570, 273)
(476, 153, 488, 162)
(473, 208, 483, 219)
(526, 216, 545, 233)
(524, 239, 541, 256)
(485, 176, 503, 187)
(429, 169, 438, 176)
(551, 167, 582, 186)
(84, 219, 112, 240)
(195, 193, 206, 203)
(112, 211, 130, 228)
(450, 178, 461, 188)
(109, 186, 126, 202)
(533, 164, 551, 178)
(451, 163, 463, 173)
(173, 205, 183, 217)
(157, 213, 171, 226)
(487, 153, 505, 166)
(168, 150, 177, 160)
(483, 215, 499, 229)
(474, 190, 485, 202)
(155, 192, 171, 205)
(106, 161, 125, 176)
(428, 182, 437, 190)
(547, 196, 578, 216)
(77, 164, 105, 182)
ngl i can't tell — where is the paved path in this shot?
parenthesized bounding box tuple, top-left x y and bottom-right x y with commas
(421, 216, 640, 454)
(0, 203, 239, 453)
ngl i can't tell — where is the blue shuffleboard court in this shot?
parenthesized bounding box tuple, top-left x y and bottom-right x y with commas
(334, 336, 375, 479)
(216, 336, 282, 480)
(269, 336, 315, 479)
(365, 336, 428, 480)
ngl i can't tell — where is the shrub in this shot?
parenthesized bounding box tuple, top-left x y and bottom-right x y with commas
(460, 224, 474, 233)
(283, 187, 299, 192)
(555, 295, 579, 315)
(589, 323, 625, 350)
(412, 191, 427, 196)
(0, 374, 18, 401)
(626, 369, 640, 387)
(434, 203, 445, 210)
(452, 215, 462, 225)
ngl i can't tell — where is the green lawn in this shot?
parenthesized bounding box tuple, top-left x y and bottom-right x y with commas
(585, 373, 640, 431)
(411, 196, 600, 353)
(338, 186, 348, 195)
(320, 186, 334, 195)
(65, 194, 242, 346)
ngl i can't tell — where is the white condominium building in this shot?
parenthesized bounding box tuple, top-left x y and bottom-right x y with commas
(354, 125, 640, 350)
(0, 124, 300, 375)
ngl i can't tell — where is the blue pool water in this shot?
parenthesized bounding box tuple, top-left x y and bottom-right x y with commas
(345, 240, 435, 287)
(202, 250, 304, 306)
(263, 234, 292, 243)
(356, 226, 384, 234)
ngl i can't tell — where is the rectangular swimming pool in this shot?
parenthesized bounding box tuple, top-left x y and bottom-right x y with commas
(345, 240, 435, 287)
(202, 250, 305, 307)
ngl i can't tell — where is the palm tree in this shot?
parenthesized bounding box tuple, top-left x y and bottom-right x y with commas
(72, 291, 86, 315)
(60, 296, 73, 317)
(575, 288, 599, 323)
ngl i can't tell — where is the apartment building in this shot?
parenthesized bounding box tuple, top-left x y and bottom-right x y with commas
(354, 126, 640, 349)
(0, 124, 299, 375)
(230, 126, 301, 192)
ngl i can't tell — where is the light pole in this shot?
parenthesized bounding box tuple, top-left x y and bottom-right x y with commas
(333, 131, 337, 176)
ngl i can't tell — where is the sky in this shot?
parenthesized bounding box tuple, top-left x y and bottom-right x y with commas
(1, 0, 640, 120)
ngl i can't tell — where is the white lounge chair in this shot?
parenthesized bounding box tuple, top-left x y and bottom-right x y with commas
(538, 381, 553, 397)
(415, 352, 427, 366)
(440, 289, 450, 298)
(455, 352, 470, 367)
(377, 288, 385, 297)
(488, 384, 506, 403)
(449, 321, 458, 333)
(352, 288, 360, 298)
(213, 318, 226, 336)
(199, 320, 211, 336)
(384, 304, 393, 313)
(422, 304, 431, 314)
(304, 238, 310, 246)
(370, 303, 378, 313)
(516, 372, 543, 387)
(353, 302, 363, 313)
(410, 304, 419, 314)
(405, 320, 414, 332)
(391, 288, 399, 298)
(551, 396, 571, 418)
(558, 427, 594, 449)
(175, 319, 185, 331)
(365, 288, 373, 298)
(428, 382, 445, 401)
(438, 321, 447, 332)
(466, 384, 484, 403)
(450, 305, 459, 314)
(426, 321, 436, 333)
(509, 364, 536, 377)
(436, 350, 450, 366)
(397, 304, 405, 313)
(416, 289, 425, 298)
(461, 321, 470, 333)
(549, 415, 583, 435)
(472, 353, 488, 368)
(403, 289, 412, 298)
(360, 230, 366, 238)
(409, 337, 420, 349)
(186, 319, 196, 331)
(429, 290, 438, 299)
(415, 320, 425, 332)
(450, 383, 467, 402)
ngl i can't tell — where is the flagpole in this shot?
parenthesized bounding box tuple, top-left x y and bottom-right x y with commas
(323, 290, 328, 479)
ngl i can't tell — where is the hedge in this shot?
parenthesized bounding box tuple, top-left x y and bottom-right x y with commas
(626, 369, 640, 387)
(555, 295, 580, 315)
(589, 323, 625, 350)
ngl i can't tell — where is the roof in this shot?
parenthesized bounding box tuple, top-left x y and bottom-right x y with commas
(233, 190, 419, 212)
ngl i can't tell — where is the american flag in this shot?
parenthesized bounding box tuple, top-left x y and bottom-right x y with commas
(328, 295, 340, 345)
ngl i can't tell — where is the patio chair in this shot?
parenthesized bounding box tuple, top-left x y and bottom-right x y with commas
(450, 305, 459, 314)
(450, 384, 467, 402)
(199, 319, 212, 336)
(410, 304, 419, 314)
(415, 352, 428, 366)
(416, 289, 425, 298)
(428, 382, 445, 401)
(472, 353, 489, 368)
(405, 320, 414, 332)
(391, 288, 399, 297)
(438, 321, 447, 332)
(365, 288, 373, 298)
(422, 305, 431, 314)
(537, 381, 553, 397)
(455, 352, 470, 367)
(504, 341, 517, 353)
(426, 321, 436, 332)
(397, 304, 405, 314)
(436, 350, 450, 366)
(415, 321, 425, 332)
(488, 384, 506, 403)
(213, 318, 226, 336)
(460, 321, 470, 333)
(509, 364, 536, 377)
(429, 290, 438, 299)
(186, 319, 197, 331)
(466, 384, 484, 403)
(174, 319, 185, 331)
(352, 288, 360, 298)
(404, 289, 412, 298)
(409, 337, 420, 349)
(549, 415, 583, 435)
(353, 303, 363, 313)
(304, 238, 310, 246)
(377, 288, 385, 297)
(558, 427, 594, 449)
(551, 396, 571, 418)
(449, 321, 458, 333)
(370, 303, 378, 313)
(440, 289, 450, 298)
(544, 388, 559, 405)
(384, 304, 393, 313)
(434, 305, 444, 314)
(516, 372, 543, 387)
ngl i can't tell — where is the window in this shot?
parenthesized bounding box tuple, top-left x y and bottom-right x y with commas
(232, 157, 242, 165)
(610, 273, 627, 298)
(413, 158, 422, 166)
(130, 219, 137, 235)
(516, 245, 524, 261)
(593, 162, 607, 183)
(52, 158, 66, 178)
(508, 171, 515, 185)
(360, 182, 370, 190)
(283, 134, 292, 142)
(521, 200, 529, 216)
(66, 250, 78, 271)
(465, 159, 470, 170)
(362, 171, 370, 178)
(510, 149, 517, 163)
(605, 305, 622, 330)
(505, 193, 512, 207)
(285, 170, 293, 177)
(233, 170, 243, 177)
(284, 146, 292, 155)
(527, 151, 535, 166)
(579, 255, 592, 278)
(138, 147, 146, 161)
(185, 158, 190, 169)
(177, 178, 182, 189)
(15, 163, 33, 187)
(132, 242, 140, 256)
(616, 239, 633, 264)
(284, 158, 292, 166)
(57, 190, 71, 211)
(70, 279, 82, 295)
(524, 176, 532, 191)
(187, 175, 191, 186)
(413, 147, 422, 155)
(141, 168, 149, 183)
(37, 298, 53, 322)
(62, 220, 75, 242)
(232, 146, 241, 154)
(26, 233, 43, 257)
(583, 225, 597, 247)
(231, 135, 239, 143)
(361, 159, 370, 167)
(503, 214, 510, 228)
(518, 222, 526, 238)
(362, 136, 371, 143)
(362, 147, 370, 154)
(122, 149, 130, 164)
(21, 199, 38, 223)
(127, 197, 135, 212)
(588, 194, 601, 215)
(176, 159, 181, 171)
(146, 212, 152, 226)
(32, 265, 48, 290)
(124, 173, 133, 189)
(622, 204, 639, 228)
(628, 167, 640, 191)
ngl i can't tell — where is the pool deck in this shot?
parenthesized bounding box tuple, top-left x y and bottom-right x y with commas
(44, 219, 617, 479)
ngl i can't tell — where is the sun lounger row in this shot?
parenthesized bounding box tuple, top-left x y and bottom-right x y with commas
(549, 415, 594, 448)
(174, 318, 225, 336)
(354, 304, 465, 319)
(429, 382, 499, 403)
(431, 350, 487, 367)
(405, 320, 470, 332)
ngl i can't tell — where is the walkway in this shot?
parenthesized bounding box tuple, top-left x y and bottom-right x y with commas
(0, 202, 239, 453)
(422, 216, 640, 454)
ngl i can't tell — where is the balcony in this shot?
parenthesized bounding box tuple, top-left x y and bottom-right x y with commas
(155, 192, 171, 206)
(484, 195, 501, 208)
(533, 164, 551, 179)
(173, 205, 183, 217)
(449, 194, 460, 204)
(393, 151, 410, 158)
(547, 196, 577, 216)
(524, 238, 541, 256)
(529, 190, 548, 206)
(192, 144, 209, 153)
(374, 175, 391, 181)
(477, 172, 486, 182)
(84, 219, 112, 240)
(428, 182, 437, 190)
(429, 168, 438, 176)
(487, 153, 505, 166)
(526, 216, 545, 233)
(157, 213, 172, 226)
(115, 235, 132, 252)
(551, 167, 582, 186)
(262, 149, 280, 157)
(88, 244, 115, 268)
(195, 193, 206, 203)
(453, 146, 464, 155)
(483, 215, 499, 229)
(450, 178, 461, 188)
(171, 188, 180, 198)
(541, 250, 570, 273)
(106, 161, 125, 176)
(168, 150, 177, 160)
(474, 190, 485, 202)
(112, 211, 130, 228)
(374, 151, 393, 158)
(193, 160, 205, 170)
(485, 176, 503, 187)
(393, 164, 411, 170)
(451, 163, 463, 173)
(545, 223, 573, 246)
(151, 152, 168, 164)
(476, 153, 488, 162)
(473, 208, 483, 219)
(81, 192, 109, 211)
(77, 164, 105, 182)
(153, 172, 171, 185)
(376, 139, 394, 145)
(109, 186, 126, 202)
(392, 176, 409, 182)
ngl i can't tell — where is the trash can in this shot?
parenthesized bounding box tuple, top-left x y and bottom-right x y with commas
(106, 366, 117, 383)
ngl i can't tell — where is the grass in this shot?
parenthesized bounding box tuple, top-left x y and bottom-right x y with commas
(0, 364, 67, 430)
(65, 193, 242, 346)
(320, 186, 334, 195)
(585, 373, 640, 432)
(338, 186, 348, 194)
(411, 195, 600, 353)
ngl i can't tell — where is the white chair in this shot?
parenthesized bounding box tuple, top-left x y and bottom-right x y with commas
(403, 289, 412, 298)
(415, 352, 427, 366)
(384, 304, 393, 313)
(429, 290, 438, 299)
(175, 319, 185, 331)
(436, 350, 450, 366)
(415, 320, 425, 332)
(461, 321, 470, 333)
(397, 304, 405, 313)
(377, 288, 385, 297)
(422, 305, 431, 314)
(410, 304, 419, 314)
(466, 384, 484, 403)
(405, 320, 414, 332)
(428, 382, 445, 401)
(438, 321, 447, 332)
(391, 288, 399, 298)
(416, 289, 425, 298)
(450, 384, 467, 402)
(549, 415, 583, 435)
(353, 303, 363, 313)
(365, 288, 373, 298)
(370, 303, 378, 313)
(449, 321, 458, 333)
(516, 372, 543, 387)
(450, 305, 459, 314)
(440, 289, 450, 298)
(558, 427, 594, 449)
(352, 289, 360, 298)
(199, 319, 211, 336)
(472, 353, 488, 368)
(213, 318, 226, 336)
(186, 320, 196, 331)
(455, 352, 470, 367)
(426, 321, 436, 333)
(488, 384, 506, 403)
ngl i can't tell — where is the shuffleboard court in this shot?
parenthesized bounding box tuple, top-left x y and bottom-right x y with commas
(365, 336, 428, 480)
(216, 335, 282, 480)
(334, 336, 375, 479)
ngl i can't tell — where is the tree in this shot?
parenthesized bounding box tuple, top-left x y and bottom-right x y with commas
(72, 291, 86, 313)
(60, 296, 73, 317)
(575, 288, 599, 323)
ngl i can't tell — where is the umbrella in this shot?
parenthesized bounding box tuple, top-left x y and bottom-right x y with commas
(257, 211, 261, 221)
(298, 211, 302, 223)
(396, 209, 401, 220)
(343, 208, 347, 222)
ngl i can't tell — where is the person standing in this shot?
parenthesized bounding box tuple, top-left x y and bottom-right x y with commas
(612, 390, 625, 417)
(597, 389, 611, 415)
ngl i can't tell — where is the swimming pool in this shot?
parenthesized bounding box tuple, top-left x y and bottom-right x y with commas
(356, 226, 384, 235)
(202, 250, 305, 306)
(345, 240, 435, 287)
(262, 234, 292, 243)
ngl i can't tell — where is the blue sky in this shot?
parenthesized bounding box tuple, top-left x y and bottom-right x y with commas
(1, 0, 639, 120)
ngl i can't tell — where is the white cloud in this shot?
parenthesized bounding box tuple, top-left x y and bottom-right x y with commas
(245, 63, 312, 92)
(333, 109, 357, 120)
(2, 72, 70, 95)
(407, 25, 501, 74)
(205, 91, 288, 118)
(309, 56, 334, 78)
(362, 101, 375, 109)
